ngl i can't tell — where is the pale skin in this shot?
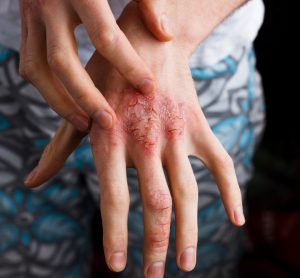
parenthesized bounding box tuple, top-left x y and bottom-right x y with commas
(19, 0, 172, 131)
(23, 0, 247, 277)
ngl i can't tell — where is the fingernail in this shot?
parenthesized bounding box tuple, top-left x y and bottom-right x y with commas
(71, 114, 89, 131)
(147, 261, 165, 278)
(94, 111, 113, 129)
(138, 79, 155, 94)
(161, 14, 172, 35)
(234, 205, 245, 226)
(109, 252, 126, 272)
(180, 247, 196, 271)
(24, 166, 39, 186)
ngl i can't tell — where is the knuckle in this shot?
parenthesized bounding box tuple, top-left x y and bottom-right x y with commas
(103, 234, 127, 252)
(47, 45, 69, 70)
(215, 152, 234, 170)
(146, 189, 172, 212)
(73, 92, 86, 105)
(186, 226, 198, 239)
(93, 29, 120, 53)
(148, 235, 169, 251)
(90, 121, 122, 154)
(179, 228, 198, 246)
(175, 184, 198, 202)
(147, 222, 171, 251)
(102, 189, 129, 211)
(21, 58, 41, 82)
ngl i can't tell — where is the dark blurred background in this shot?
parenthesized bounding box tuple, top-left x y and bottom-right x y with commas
(91, 0, 299, 277)
(239, 0, 300, 277)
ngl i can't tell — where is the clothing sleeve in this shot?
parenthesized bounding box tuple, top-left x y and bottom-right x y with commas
(189, 0, 265, 67)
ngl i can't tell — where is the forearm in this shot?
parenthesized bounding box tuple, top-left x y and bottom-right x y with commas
(124, 0, 247, 58)
(165, 0, 248, 56)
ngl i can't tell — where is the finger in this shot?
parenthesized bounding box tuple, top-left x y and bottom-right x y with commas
(24, 16, 90, 131)
(24, 121, 85, 187)
(71, 0, 156, 95)
(137, 0, 173, 42)
(90, 121, 129, 272)
(192, 119, 245, 226)
(165, 142, 198, 272)
(135, 155, 171, 278)
(44, 18, 116, 129)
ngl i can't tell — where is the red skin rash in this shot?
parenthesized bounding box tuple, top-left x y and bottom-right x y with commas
(119, 91, 185, 151)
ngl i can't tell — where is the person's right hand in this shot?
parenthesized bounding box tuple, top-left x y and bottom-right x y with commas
(18, 0, 171, 131)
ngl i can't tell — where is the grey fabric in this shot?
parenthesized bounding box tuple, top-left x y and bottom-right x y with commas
(0, 44, 265, 277)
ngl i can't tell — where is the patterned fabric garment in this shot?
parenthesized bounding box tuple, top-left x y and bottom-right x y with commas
(0, 45, 265, 278)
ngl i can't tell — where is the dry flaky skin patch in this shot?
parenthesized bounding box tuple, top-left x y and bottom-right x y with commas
(123, 92, 185, 149)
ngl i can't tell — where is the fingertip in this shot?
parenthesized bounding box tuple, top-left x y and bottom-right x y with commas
(24, 166, 39, 187)
(93, 110, 115, 130)
(138, 78, 156, 95)
(108, 251, 127, 272)
(179, 247, 196, 272)
(233, 205, 245, 226)
(24, 181, 40, 189)
(139, 2, 172, 42)
(146, 261, 165, 278)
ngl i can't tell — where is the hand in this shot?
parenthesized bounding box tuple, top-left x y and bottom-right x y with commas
(18, 0, 172, 131)
(25, 4, 245, 277)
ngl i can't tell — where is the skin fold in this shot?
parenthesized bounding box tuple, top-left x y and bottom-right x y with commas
(24, 2, 247, 277)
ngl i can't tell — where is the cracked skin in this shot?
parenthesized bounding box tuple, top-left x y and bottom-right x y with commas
(119, 91, 186, 150)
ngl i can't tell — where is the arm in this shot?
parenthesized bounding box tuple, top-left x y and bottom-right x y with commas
(139, 0, 248, 56)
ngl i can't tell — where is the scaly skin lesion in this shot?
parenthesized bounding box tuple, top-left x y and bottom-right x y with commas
(119, 91, 186, 150)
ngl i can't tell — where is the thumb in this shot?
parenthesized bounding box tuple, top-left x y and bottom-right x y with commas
(137, 0, 173, 42)
(24, 121, 86, 187)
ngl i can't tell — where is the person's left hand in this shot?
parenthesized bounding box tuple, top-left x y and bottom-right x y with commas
(18, 0, 173, 132)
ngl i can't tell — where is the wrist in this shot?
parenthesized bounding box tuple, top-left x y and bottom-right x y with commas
(118, 3, 191, 63)
(119, 0, 246, 60)
(157, 0, 248, 56)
